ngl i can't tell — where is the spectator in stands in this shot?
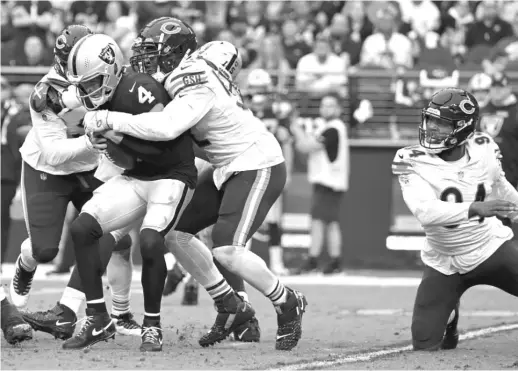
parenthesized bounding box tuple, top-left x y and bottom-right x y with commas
(327, 13, 354, 67)
(342, 0, 373, 44)
(248, 35, 292, 92)
(465, 0, 514, 50)
(295, 33, 347, 118)
(1, 79, 32, 267)
(292, 94, 349, 275)
(170, 1, 205, 25)
(360, 3, 413, 70)
(19, 35, 52, 66)
(281, 19, 312, 69)
(399, 0, 441, 40)
(69, 0, 103, 30)
(447, 0, 475, 31)
(10, 0, 53, 65)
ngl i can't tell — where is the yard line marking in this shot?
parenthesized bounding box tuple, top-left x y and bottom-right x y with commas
(340, 309, 518, 317)
(267, 323, 518, 371)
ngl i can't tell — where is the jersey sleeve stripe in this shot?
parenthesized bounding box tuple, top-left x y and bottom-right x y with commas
(174, 81, 208, 98)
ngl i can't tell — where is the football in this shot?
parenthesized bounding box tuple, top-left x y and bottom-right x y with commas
(99, 130, 136, 170)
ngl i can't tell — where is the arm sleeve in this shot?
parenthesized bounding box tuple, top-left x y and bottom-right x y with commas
(399, 172, 472, 227)
(30, 109, 93, 167)
(320, 127, 339, 162)
(110, 86, 216, 141)
(490, 147, 518, 205)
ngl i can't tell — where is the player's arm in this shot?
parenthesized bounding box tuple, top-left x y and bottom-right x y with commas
(394, 150, 477, 227)
(30, 83, 98, 167)
(106, 86, 215, 141)
(489, 143, 518, 206)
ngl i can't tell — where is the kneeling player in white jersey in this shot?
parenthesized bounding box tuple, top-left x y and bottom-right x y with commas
(11, 25, 139, 339)
(83, 17, 307, 351)
(392, 88, 518, 351)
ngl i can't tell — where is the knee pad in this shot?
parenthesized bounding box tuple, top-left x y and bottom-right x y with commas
(411, 319, 442, 351)
(213, 245, 244, 271)
(140, 228, 164, 260)
(113, 234, 132, 252)
(24, 237, 58, 264)
(268, 223, 281, 246)
(70, 212, 103, 247)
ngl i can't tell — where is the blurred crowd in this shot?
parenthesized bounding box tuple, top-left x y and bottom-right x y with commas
(2, 1, 518, 79)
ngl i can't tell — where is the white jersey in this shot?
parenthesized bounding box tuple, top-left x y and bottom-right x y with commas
(392, 133, 518, 275)
(110, 56, 284, 189)
(20, 68, 100, 175)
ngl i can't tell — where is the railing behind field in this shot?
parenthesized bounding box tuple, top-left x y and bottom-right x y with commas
(4, 66, 518, 143)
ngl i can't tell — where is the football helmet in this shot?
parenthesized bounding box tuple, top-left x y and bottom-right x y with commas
(67, 34, 124, 110)
(468, 73, 491, 108)
(130, 17, 197, 82)
(53, 25, 93, 78)
(196, 41, 242, 80)
(419, 88, 479, 153)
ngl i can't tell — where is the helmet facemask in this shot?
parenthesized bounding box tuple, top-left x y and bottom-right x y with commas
(75, 72, 115, 110)
(130, 38, 185, 83)
(419, 109, 474, 154)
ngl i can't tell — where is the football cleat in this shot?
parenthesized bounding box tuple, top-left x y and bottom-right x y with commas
(140, 320, 163, 352)
(442, 302, 460, 350)
(111, 312, 141, 336)
(1, 301, 33, 345)
(163, 263, 185, 297)
(299, 257, 318, 274)
(22, 301, 76, 340)
(275, 288, 307, 351)
(322, 259, 341, 275)
(232, 316, 261, 342)
(182, 282, 199, 306)
(10, 255, 36, 309)
(199, 292, 255, 347)
(62, 308, 115, 350)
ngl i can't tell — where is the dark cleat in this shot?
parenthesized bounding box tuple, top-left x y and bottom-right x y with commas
(22, 301, 76, 340)
(275, 288, 307, 351)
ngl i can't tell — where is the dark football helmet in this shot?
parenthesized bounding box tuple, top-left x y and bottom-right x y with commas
(419, 88, 480, 153)
(130, 17, 197, 82)
(53, 25, 93, 78)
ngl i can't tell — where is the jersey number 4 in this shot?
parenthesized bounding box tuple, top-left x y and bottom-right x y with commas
(138, 86, 156, 104)
(440, 183, 486, 229)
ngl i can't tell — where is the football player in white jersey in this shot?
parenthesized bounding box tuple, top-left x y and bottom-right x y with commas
(83, 17, 307, 351)
(11, 25, 140, 340)
(392, 88, 518, 351)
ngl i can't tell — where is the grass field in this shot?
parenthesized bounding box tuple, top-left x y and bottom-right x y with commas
(1, 265, 517, 370)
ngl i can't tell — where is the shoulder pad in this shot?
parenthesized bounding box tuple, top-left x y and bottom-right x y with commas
(392, 146, 427, 175)
(30, 82, 51, 113)
(165, 58, 209, 99)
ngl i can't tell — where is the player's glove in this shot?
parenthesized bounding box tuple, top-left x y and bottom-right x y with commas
(83, 110, 112, 133)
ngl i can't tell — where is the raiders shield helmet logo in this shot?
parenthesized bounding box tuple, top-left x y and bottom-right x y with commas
(99, 44, 116, 65)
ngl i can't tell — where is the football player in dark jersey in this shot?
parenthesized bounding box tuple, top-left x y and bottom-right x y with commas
(477, 73, 518, 188)
(244, 68, 294, 275)
(60, 33, 197, 352)
(10, 24, 139, 339)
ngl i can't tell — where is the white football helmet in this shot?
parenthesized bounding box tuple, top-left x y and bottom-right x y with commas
(196, 41, 242, 80)
(67, 33, 124, 110)
(468, 72, 492, 108)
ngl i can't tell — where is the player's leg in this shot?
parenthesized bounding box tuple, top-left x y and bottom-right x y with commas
(63, 175, 146, 350)
(10, 162, 73, 308)
(22, 227, 134, 341)
(319, 185, 344, 274)
(266, 196, 288, 276)
(412, 265, 465, 351)
(463, 240, 518, 297)
(47, 202, 78, 275)
(209, 162, 307, 351)
(1, 284, 32, 345)
(107, 224, 141, 336)
(137, 178, 194, 352)
(1, 180, 18, 266)
(166, 169, 256, 345)
(302, 184, 329, 272)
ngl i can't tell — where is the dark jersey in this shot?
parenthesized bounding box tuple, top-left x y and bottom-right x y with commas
(249, 94, 293, 146)
(478, 94, 518, 187)
(101, 69, 196, 187)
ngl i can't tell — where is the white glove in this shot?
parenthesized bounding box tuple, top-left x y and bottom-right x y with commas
(83, 110, 111, 133)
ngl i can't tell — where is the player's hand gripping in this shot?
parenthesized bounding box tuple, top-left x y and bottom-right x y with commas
(469, 200, 518, 219)
(83, 110, 111, 133)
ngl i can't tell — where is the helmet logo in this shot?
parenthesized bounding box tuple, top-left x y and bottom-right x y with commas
(459, 99, 475, 115)
(99, 44, 116, 65)
(160, 22, 181, 35)
(56, 35, 67, 50)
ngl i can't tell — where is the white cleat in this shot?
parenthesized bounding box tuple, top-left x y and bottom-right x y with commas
(9, 255, 36, 309)
(111, 312, 142, 336)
